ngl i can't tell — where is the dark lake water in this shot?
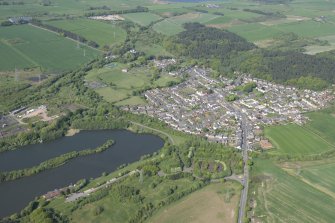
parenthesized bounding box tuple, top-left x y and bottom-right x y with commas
(0, 130, 164, 218)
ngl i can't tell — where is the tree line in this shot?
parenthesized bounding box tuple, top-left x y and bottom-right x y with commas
(31, 20, 100, 48)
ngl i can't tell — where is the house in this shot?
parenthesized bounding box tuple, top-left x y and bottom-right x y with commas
(8, 16, 32, 25)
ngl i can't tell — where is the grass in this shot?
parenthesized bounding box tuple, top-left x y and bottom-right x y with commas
(251, 159, 335, 223)
(264, 123, 332, 155)
(227, 23, 281, 41)
(46, 19, 127, 48)
(114, 96, 147, 106)
(146, 182, 241, 223)
(68, 176, 202, 223)
(135, 41, 173, 57)
(153, 12, 219, 36)
(123, 12, 163, 26)
(85, 65, 180, 105)
(0, 25, 100, 72)
(300, 162, 335, 194)
(305, 111, 335, 145)
(153, 19, 185, 36)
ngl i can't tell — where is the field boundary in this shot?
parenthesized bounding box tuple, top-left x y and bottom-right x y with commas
(0, 39, 39, 67)
(29, 24, 104, 53)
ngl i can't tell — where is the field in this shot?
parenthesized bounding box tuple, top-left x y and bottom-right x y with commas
(305, 111, 335, 145)
(68, 176, 202, 223)
(147, 182, 240, 223)
(0, 0, 155, 20)
(135, 41, 173, 57)
(123, 12, 163, 26)
(153, 12, 220, 36)
(250, 159, 335, 223)
(0, 25, 100, 72)
(264, 123, 333, 155)
(85, 64, 180, 105)
(46, 19, 127, 48)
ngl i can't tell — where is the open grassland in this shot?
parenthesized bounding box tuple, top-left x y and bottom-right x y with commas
(153, 12, 219, 35)
(85, 64, 180, 105)
(0, 0, 155, 20)
(0, 25, 100, 72)
(135, 41, 173, 57)
(147, 182, 240, 223)
(299, 162, 335, 195)
(265, 124, 332, 155)
(251, 159, 335, 223)
(153, 19, 184, 36)
(123, 12, 163, 26)
(305, 111, 335, 145)
(46, 19, 126, 48)
(227, 23, 281, 41)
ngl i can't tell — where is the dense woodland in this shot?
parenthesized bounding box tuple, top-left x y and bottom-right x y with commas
(164, 23, 335, 90)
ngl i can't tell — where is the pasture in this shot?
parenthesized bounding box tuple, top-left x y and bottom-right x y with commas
(147, 182, 240, 223)
(85, 64, 180, 105)
(0, 0, 155, 20)
(153, 12, 220, 36)
(264, 124, 332, 155)
(305, 111, 335, 145)
(0, 25, 100, 72)
(135, 41, 173, 57)
(251, 159, 335, 223)
(46, 19, 126, 48)
(123, 12, 162, 26)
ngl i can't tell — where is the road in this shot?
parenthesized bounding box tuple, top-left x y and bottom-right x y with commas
(130, 121, 175, 145)
(237, 114, 250, 223)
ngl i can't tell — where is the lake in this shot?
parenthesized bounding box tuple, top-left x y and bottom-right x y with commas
(0, 129, 164, 218)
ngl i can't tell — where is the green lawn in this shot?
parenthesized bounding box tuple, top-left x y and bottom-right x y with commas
(123, 12, 163, 26)
(0, 25, 100, 72)
(265, 124, 332, 155)
(46, 19, 127, 48)
(251, 159, 335, 223)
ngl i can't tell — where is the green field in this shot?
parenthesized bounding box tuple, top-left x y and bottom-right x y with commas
(123, 12, 163, 26)
(153, 20, 185, 36)
(85, 64, 180, 105)
(135, 41, 173, 57)
(300, 162, 335, 194)
(305, 112, 335, 144)
(265, 124, 332, 155)
(251, 159, 335, 223)
(0, 25, 100, 72)
(153, 12, 220, 36)
(0, 0, 155, 20)
(227, 23, 281, 41)
(69, 177, 201, 223)
(147, 182, 240, 223)
(46, 19, 127, 48)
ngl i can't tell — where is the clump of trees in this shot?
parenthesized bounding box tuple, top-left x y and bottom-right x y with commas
(84, 6, 148, 17)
